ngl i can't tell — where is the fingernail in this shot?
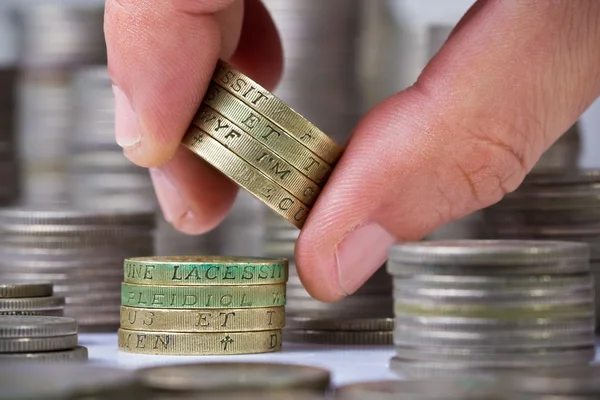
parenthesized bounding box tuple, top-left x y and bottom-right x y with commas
(149, 167, 190, 224)
(335, 223, 396, 295)
(113, 85, 141, 149)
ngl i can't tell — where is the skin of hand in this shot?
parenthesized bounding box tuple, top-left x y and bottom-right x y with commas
(105, 0, 600, 302)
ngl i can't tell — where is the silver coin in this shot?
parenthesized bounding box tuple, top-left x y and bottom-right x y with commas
(388, 240, 589, 266)
(283, 330, 393, 345)
(0, 315, 77, 338)
(394, 344, 595, 365)
(0, 334, 78, 353)
(286, 316, 393, 331)
(393, 273, 593, 289)
(0, 296, 65, 311)
(337, 377, 505, 400)
(0, 308, 64, 317)
(388, 260, 591, 276)
(139, 362, 330, 393)
(503, 365, 600, 395)
(0, 281, 53, 298)
(0, 363, 139, 400)
(0, 345, 88, 363)
(0, 207, 155, 227)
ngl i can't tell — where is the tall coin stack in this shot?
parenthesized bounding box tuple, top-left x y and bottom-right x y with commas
(119, 256, 287, 355)
(12, 1, 106, 205)
(484, 170, 600, 326)
(0, 208, 155, 332)
(68, 66, 156, 211)
(181, 60, 344, 229)
(263, 211, 394, 345)
(387, 240, 596, 377)
(0, 315, 88, 363)
(0, 281, 63, 316)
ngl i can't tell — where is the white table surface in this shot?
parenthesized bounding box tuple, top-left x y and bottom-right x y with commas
(81, 334, 600, 387)
(81, 333, 398, 387)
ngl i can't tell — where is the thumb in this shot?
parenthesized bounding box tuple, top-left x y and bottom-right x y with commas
(296, 0, 600, 302)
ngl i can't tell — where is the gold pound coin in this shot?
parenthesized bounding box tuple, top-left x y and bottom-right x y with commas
(121, 282, 286, 309)
(182, 125, 309, 228)
(118, 328, 282, 355)
(193, 104, 321, 206)
(201, 81, 331, 185)
(212, 60, 344, 165)
(120, 306, 285, 332)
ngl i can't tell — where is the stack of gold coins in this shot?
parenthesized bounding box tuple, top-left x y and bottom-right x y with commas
(181, 60, 344, 229)
(118, 256, 288, 355)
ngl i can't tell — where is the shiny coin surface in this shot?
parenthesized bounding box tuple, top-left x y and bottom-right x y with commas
(0, 315, 77, 337)
(0, 281, 53, 298)
(0, 296, 65, 311)
(120, 306, 285, 332)
(124, 256, 288, 285)
(182, 126, 309, 228)
(0, 345, 88, 362)
(138, 362, 330, 392)
(121, 282, 286, 309)
(283, 330, 393, 345)
(118, 328, 282, 355)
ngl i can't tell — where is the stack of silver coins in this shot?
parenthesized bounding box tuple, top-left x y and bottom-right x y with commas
(262, 211, 394, 345)
(12, 1, 106, 205)
(484, 170, 600, 325)
(0, 315, 88, 362)
(67, 66, 156, 211)
(263, 0, 361, 145)
(0, 208, 155, 332)
(0, 281, 64, 316)
(387, 240, 596, 377)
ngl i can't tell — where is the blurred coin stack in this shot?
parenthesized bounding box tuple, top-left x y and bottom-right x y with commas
(484, 170, 600, 326)
(263, 211, 394, 345)
(182, 60, 343, 229)
(387, 240, 596, 377)
(137, 362, 331, 399)
(68, 66, 156, 211)
(12, 1, 106, 205)
(532, 122, 581, 171)
(119, 256, 287, 355)
(0, 208, 155, 332)
(263, 0, 362, 145)
(0, 315, 88, 363)
(0, 281, 63, 316)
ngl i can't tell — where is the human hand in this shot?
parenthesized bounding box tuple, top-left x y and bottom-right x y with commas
(105, 0, 600, 302)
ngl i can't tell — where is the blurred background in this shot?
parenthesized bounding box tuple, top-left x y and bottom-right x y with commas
(0, 0, 598, 250)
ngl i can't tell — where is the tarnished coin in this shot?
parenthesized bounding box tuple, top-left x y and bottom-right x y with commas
(0, 315, 77, 337)
(388, 240, 589, 267)
(138, 362, 330, 393)
(0, 345, 88, 362)
(283, 330, 393, 345)
(0, 363, 139, 400)
(124, 256, 288, 285)
(286, 316, 394, 331)
(0, 281, 53, 298)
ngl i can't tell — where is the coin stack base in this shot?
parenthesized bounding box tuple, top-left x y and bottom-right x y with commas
(0, 315, 88, 362)
(119, 256, 288, 356)
(387, 240, 596, 378)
